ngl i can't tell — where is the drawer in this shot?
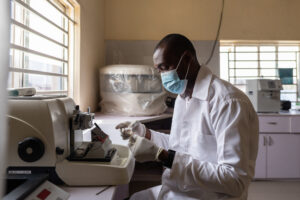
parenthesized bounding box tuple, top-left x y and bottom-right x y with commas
(259, 116, 290, 133)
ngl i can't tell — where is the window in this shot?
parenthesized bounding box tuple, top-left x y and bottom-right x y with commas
(9, 0, 78, 96)
(220, 42, 300, 103)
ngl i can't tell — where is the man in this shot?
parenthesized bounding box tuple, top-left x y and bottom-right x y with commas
(116, 34, 259, 200)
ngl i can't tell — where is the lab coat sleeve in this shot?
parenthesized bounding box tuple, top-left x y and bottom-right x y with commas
(168, 99, 258, 197)
(150, 129, 169, 150)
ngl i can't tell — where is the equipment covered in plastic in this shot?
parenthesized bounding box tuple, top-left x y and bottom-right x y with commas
(99, 64, 167, 116)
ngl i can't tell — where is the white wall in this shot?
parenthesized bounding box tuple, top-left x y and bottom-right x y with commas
(105, 0, 300, 41)
(76, 0, 105, 112)
(0, 0, 10, 197)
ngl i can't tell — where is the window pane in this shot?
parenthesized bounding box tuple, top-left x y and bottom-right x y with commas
(229, 52, 235, 60)
(235, 69, 258, 76)
(261, 69, 277, 77)
(282, 84, 297, 91)
(12, 2, 24, 23)
(13, 2, 67, 45)
(235, 78, 247, 84)
(236, 46, 258, 52)
(260, 46, 275, 52)
(11, 49, 66, 74)
(24, 53, 66, 74)
(281, 93, 297, 102)
(229, 69, 235, 77)
(11, 25, 66, 60)
(278, 52, 296, 60)
(7, 72, 23, 88)
(10, 24, 23, 46)
(23, 73, 67, 91)
(236, 53, 257, 60)
(260, 53, 275, 60)
(260, 61, 276, 68)
(10, 49, 23, 69)
(278, 61, 296, 68)
(278, 46, 299, 52)
(235, 61, 258, 68)
(230, 69, 258, 77)
(27, 0, 68, 30)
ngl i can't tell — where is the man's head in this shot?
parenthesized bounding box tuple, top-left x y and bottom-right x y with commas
(153, 34, 197, 78)
(153, 34, 200, 96)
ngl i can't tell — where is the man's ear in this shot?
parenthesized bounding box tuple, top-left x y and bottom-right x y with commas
(183, 50, 193, 60)
(182, 50, 194, 64)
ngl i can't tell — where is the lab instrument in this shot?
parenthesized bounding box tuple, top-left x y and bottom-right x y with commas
(246, 79, 282, 112)
(6, 96, 135, 187)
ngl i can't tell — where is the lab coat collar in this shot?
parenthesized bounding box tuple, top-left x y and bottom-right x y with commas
(191, 65, 213, 101)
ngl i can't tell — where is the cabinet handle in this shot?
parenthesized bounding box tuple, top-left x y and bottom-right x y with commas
(263, 136, 267, 146)
(267, 122, 277, 125)
(268, 136, 272, 146)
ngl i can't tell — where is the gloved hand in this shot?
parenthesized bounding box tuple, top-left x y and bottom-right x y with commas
(128, 135, 163, 163)
(115, 121, 146, 139)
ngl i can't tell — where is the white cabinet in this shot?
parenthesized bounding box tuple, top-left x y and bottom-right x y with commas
(267, 134, 300, 178)
(254, 135, 267, 178)
(255, 115, 300, 179)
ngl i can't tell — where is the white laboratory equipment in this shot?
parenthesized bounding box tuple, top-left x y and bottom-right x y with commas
(246, 79, 283, 113)
(6, 96, 135, 188)
(99, 64, 167, 116)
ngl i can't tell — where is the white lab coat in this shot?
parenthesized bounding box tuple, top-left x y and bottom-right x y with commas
(131, 66, 259, 200)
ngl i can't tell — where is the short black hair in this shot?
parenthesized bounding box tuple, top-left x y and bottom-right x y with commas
(154, 33, 196, 58)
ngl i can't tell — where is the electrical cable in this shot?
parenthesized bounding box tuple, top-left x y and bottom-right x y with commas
(205, 0, 225, 65)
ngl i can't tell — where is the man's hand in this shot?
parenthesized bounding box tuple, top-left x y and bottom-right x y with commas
(128, 135, 164, 163)
(115, 121, 149, 139)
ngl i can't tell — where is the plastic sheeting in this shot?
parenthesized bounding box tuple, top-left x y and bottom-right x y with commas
(99, 65, 167, 116)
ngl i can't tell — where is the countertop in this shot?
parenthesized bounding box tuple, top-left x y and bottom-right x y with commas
(258, 110, 300, 116)
(87, 111, 173, 145)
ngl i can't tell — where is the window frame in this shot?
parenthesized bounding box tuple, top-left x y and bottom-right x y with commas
(9, 0, 79, 97)
(220, 41, 300, 103)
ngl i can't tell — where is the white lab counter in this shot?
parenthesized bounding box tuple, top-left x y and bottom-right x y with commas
(88, 111, 173, 146)
(257, 109, 300, 116)
(61, 185, 128, 200)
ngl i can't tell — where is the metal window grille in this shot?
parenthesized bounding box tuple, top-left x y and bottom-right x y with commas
(220, 43, 300, 103)
(9, 0, 76, 96)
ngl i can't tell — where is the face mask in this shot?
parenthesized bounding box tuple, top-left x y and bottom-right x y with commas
(160, 54, 191, 94)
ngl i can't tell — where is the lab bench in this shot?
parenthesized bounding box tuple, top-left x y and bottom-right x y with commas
(61, 184, 128, 200)
(255, 112, 300, 179)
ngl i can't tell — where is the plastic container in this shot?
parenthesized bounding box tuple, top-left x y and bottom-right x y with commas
(99, 64, 167, 116)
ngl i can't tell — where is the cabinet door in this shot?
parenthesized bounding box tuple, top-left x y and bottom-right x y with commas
(254, 134, 267, 178)
(267, 134, 300, 178)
